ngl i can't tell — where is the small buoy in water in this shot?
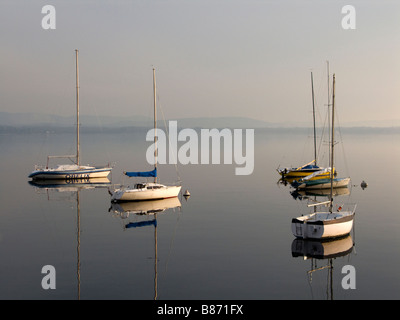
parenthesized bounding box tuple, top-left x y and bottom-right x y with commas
(183, 189, 190, 200)
(361, 180, 368, 189)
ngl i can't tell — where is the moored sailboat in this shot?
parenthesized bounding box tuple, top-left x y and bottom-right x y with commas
(291, 74, 355, 240)
(28, 50, 112, 181)
(290, 171, 350, 190)
(110, 68, 181, 202)
(291, 69, 350, 191)
(278, 72, 333, 180)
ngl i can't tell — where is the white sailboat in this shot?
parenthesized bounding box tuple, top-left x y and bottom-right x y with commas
(28, 50, 112, 181)
(111, 68, 181, 202)
(291, 74, 356, 240)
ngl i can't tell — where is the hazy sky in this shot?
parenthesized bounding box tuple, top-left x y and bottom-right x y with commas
(1, 0, 399, 125)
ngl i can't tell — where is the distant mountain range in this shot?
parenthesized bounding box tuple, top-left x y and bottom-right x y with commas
(0, 111, 288, 129)
(1, 111, 400, 130)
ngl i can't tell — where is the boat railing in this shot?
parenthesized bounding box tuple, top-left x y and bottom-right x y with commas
(307, 200, 331, 208)
(34, 164, 47, 171)
(308, 202, 357, 213)
(46, 154, 77, 168)
(337, 203, 357, 213)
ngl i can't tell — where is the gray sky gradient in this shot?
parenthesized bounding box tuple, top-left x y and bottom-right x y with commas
(1, 0, 399, 126)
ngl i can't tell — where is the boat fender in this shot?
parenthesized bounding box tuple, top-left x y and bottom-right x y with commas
(361, 180, 368, 189)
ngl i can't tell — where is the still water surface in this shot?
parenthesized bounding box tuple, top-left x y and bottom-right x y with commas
(0, 129, 399, 299)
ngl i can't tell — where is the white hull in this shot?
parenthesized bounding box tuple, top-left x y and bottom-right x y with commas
(291, 210, 355, 240)
(112, 184, 181, 202)
(29, 165, 112, 180)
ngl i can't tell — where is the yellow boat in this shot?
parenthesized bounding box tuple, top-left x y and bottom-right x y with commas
(278, 72, 335, 181)
(277, 160, 335, 179)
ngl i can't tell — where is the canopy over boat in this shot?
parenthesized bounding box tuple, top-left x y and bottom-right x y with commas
(125, 168, 157, 178)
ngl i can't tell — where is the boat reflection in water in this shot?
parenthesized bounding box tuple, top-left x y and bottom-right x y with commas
(109, 197, 181, 300)
(109, 197, 181, 220)
(291, 235, 355, 299)
(28, 178, 111, 300)
(29, 177, 111, 190)
(290, 186, 350, 201)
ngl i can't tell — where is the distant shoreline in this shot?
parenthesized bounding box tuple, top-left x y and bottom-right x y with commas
(1, 125, 399, 135)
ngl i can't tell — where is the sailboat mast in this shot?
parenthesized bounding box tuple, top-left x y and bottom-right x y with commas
(327, 61, 330, 173)
(330, 74, 336, 213)
(153, 68, 157, 183)
(311, 72, 317, 167)
(75, 49, 80, 166)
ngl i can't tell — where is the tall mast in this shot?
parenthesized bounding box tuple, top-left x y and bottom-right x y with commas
(330, 74, 336, 213)
(311, 72, 317, 167)
(75, 49, 80, 166)
(327, 61, 330, 172)
(153, 68, 157, 183)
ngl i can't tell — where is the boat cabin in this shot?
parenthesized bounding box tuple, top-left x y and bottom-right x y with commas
(134, 183, 164, 190)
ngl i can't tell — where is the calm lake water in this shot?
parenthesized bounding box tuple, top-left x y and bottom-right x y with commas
(0, 128, 399, 300)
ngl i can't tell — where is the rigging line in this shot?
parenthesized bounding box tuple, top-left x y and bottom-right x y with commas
(317, 107, 329, 166)
(334, 106, 351, 178)
(335, 112, 355, 205)
(314, 65, 330, 166)
(92, 105, 113, 165)
(314, 70, 325, 127)
(312, 94, 324, 163)
(158, 96, 181, 183)
(306, 266, 315, 300)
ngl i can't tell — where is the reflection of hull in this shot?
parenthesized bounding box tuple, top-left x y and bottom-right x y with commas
(29, 177, 111, 188)
(29, 166, 112, 180)
(110, 197, 181, 216)
(111, 185, 181, 202)
(291, 209, 355, 240)
(293, 187, 350, 198)
(29, 178, 111, 194)
(291, 235, 354, 259)
(294, 177, 350, 190)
